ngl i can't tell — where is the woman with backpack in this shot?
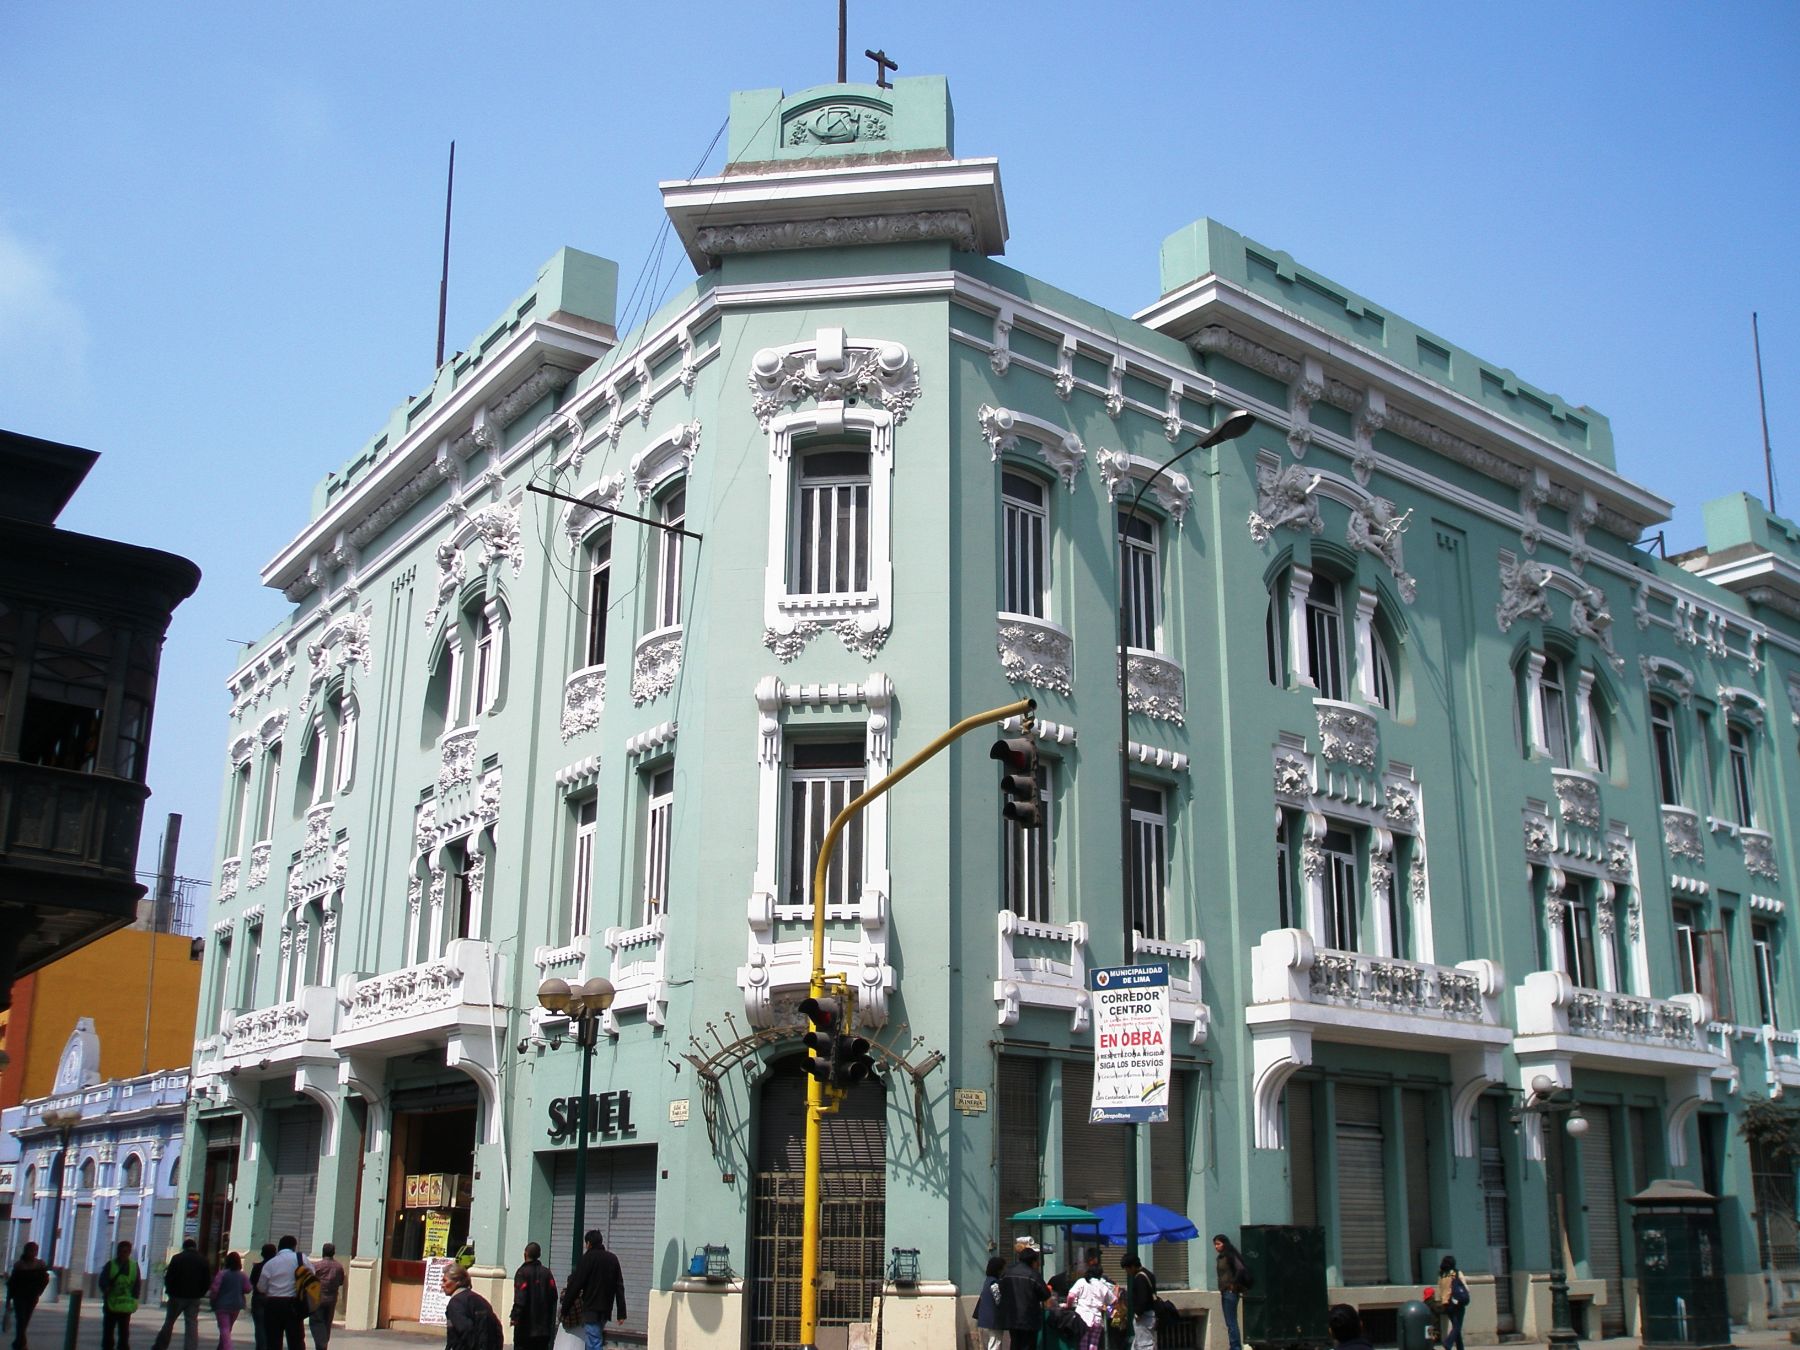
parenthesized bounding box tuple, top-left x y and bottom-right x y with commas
(1433, 1254, 1470, 1350)
(1213, 1235, 1252, 1350)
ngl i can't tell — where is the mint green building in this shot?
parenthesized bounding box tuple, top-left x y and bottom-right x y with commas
(181, 76, 1799, 1349)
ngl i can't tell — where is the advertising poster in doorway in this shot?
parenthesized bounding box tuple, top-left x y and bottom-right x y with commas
(418, 1258, 456, 1325)
(1088, 963, 1171, 1123)
(422, 1212, 452, 1258)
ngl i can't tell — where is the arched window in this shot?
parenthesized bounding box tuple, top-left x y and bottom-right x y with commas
(1117, 511, 1162, 652)
(297, 687, 357, 809)
(1537, 655, 1571, 767)
(581, 532, 612, 672)
(120, 1154, 143, 1190)
(78, 1157, 96, 1190)
(1304, 575, 1347, 700)
(1000, 470, 1050, 619)
(424, 594, 509, 742)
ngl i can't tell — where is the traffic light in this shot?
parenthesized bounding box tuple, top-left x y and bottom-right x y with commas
(831, 1033, 875, 1089)
(991, 731, 1041, 828)
(798, 995, 840, 1084)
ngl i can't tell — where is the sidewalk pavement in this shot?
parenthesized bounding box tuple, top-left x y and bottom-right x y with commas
(9, 1299, 1798, 1350)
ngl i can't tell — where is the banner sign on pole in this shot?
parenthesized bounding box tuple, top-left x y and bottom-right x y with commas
(1088, 963, 1171, 1124)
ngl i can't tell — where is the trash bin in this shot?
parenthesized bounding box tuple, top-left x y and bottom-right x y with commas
(1396, 1298, 1432, 1350)
(1240, 1224, 1328, 1349)
(1629, 1178, 1731, 1350)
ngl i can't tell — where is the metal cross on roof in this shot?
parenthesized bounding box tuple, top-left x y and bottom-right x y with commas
(865, 48, 897, 89)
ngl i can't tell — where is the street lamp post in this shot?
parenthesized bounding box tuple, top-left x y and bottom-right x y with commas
(1113, 409, 1255, 1263)
(537, 976, 617, 1262)
(1522, 1073, 1588, 1349)
(40, 1106, 83, 1298)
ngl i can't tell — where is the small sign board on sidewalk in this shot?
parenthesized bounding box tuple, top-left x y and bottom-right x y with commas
(419, 1257, 457, 1325)
(1088, 963, 1171, 1124)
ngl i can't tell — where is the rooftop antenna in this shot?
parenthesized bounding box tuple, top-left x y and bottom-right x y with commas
(1754, 312, 1776, 515)
(435, 141, 456, 370)
(837, 0, 847, 81)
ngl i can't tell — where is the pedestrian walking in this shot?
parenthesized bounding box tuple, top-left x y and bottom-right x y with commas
(1212, 1234, 1251, 1350)
(440, 1265, 498, 1350)
(6, 1243, 50, 1350)
(255, 1237, 309, 1350)
(249, 1244, 277, 1350)
(153, 1239, 210, 1350)
(971, 1256, 1005, 1350)
(559, 1231, 626, 1350)
(1328, 1304, 1375, 1350)
(1062, 1256, 1116, 1350)
(208, 1254, 252, 1350)
(307, 1246, 346, 1350)
(1432, 1255, 1469, 1350)
(1118, 1256, 1155, 1350)
(508, 1244, 558, 1350)
(997, 1242, 1052, 1350)
(100, 1240, 143, 1350)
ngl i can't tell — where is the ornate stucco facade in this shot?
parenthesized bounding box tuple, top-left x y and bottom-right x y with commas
(181, 76, 1797, 1349)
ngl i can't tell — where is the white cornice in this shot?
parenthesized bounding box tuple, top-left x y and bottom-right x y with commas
(261, 319, 612, 594)
(1138, 275, 1671, 532)
(661, 157, 1008, 271)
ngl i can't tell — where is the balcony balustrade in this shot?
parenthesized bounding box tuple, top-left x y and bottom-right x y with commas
(1661, 804, 1704, 861)
(1120, 648, 1184, 725)
(602, 915, 669, 1032)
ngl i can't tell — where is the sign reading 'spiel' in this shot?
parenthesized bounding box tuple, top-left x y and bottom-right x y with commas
(1088, 963, 1171, 1124)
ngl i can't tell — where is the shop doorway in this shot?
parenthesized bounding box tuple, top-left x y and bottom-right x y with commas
(1578, 1106, 1625, 1337)
(549, 1146, 657, 1342)
(199, 1118, 241, 1264)
(268, 1105, 322, 1251)
(749, 1058, 885, 1350)
(381, 1090, 476, 1327)
(1477, 1096, 1516, 1333)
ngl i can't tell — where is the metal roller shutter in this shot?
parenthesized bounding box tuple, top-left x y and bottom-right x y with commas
(550, 1146, 658, 1342)
(1289, 1082, 1318, 1228)
(70, 1204, 94, 1288)
(268, 1105, 321, 1252)
(997, 1057, 1042, 1246)
(1403, 1090, 1433, 1280)
(1478, 1097, 1515, 1332)
(1149, 1074, 1191, 1286)
(115, 1206, 140, 1262)
(1335, 1085, 1388, 1286)
(1062, 1062, 1131, 1283)
(1579, 1108, 1624, 1335)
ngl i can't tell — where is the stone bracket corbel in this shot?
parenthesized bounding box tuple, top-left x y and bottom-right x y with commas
(338, 1054, 389, 1155)
(1449, 1044, 1504, 1159)
(446, 1030, 504, 1145)
(293, 1061, 343, 1158)
(1250, 1026, 1313, 1150)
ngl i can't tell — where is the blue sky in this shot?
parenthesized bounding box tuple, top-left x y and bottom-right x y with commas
(3, 2, 1796, 890)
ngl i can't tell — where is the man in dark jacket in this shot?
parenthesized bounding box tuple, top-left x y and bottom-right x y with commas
(156, 1240, 211, 1350)
(560, 1231, 626, 1350)
(7, 1242, 51, 1350)
(997, 1245, 1052, 1350)
(1328, 1304, 1376, 1350)
(1120, 1255, 1157, 1350)
(509, 1243, 558, 1350)
(440, 1265, 496, 1350)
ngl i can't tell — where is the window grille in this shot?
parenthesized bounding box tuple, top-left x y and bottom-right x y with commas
(643, 764, 675, 920)
(1001, 471, 1049, 618)
(792, 450, 872, 596)
(1117, 513, 1160, 651)
(572, 799, 597, 940)
(1128, 783, 1168, 940)
(786, 742, 865, 907)
(1305, 575, 1345, 700)
(1003, 763, 1053, 922)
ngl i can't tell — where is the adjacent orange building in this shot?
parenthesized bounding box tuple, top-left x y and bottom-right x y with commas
(0, 926, 201, 1107)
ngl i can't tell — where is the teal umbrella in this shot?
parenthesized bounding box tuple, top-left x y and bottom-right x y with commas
(1010, 1199, 1100, 1225)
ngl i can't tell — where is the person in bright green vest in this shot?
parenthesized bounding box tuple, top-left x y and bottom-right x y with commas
(99, 1240, 142, 1350)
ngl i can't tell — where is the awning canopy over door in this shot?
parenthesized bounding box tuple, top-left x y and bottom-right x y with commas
(1336, 1085, 1389, 1286)
(550, 1146, 658, 1342)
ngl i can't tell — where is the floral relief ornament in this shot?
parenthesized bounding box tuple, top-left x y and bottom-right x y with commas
(1247, 462, 1323, 544)
(762, 619, 890, 663)
(1345, 495, 1417, 602)
(747, 338, 920, 431)
(995, 619, 1073, 696)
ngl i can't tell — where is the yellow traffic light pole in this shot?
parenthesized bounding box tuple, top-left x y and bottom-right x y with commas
(799, 695, 1035, 1349)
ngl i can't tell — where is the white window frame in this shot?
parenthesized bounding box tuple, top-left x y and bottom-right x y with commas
(1305, 575, 1347, 701)
(790, 447, 873, 598)
(1752, 921, 1778, 1028)
(1673, 901, 1702, 996)
(1728, 723, 1756, 826)
(651, 488, 686, 634)
(1003, 760, 1054, 922)
(584, 534, 612, 672)
(1651, 699, 1682, 806)
(763, 404, 895, 654)
(571, 798, 597, 941)
(241, 920, 263, 1008)
(1537, 656, 1571, 768)
(1320, 826, 1359, 952)
(1118, 511, 1162, 653)
(642, 763, 675, 922)
(1128, 781, 1169, 941)
(785, 741, 867, 909)
(1000, 470, 1050, 621)
(472, 609, 498, 717)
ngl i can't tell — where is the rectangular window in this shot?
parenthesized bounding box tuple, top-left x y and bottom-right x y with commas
(1305, 576, 1345, 701)
(229, 762, 252, 855)
(1322, 828, 1358, 951)
(1651, 700, 1681, 806)
(1558, 881, 1597, 988)
(1752, 921, 1778, 1028)
(570, 799, 597, 941)
(1728, 724, 1755, 825)
(212, 934, 234, 1025)
(787, 741, 865, 908)
(1001, 471, 1049, 619)
(1538, 658, 1570, 768)
(472, 614, 496, 717)
(1118, 513, 1161, 652)
(585, 536, 611, 670)
(256, 745, 282, 839)
(792, 449, 872, 596)
(1673, 902, 1702, 996)
(241, 923, 263, 1008)
(1128, 782, 1168, 940)
(1697, 925, 1736, 1023)
(642, 763, 675, 919)
(1276, 811, 1295, 930)
(1003, 762, 1053, 922)
(653, 490, 686, 630)
(449, 850, 476, 941)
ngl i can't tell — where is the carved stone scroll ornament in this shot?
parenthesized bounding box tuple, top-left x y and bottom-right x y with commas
(1495, 557, 1552, 633)
(560, 668, 606, 742)
(976, 405, 1086, 490)
(762, 618, 890, 663)
(1120, 650, 1185, 725)
(1096, 450, 1192, 524)
(562, 474, 627, 550)
(1554, 772, 1601, 829)
(1569, 586, 1625, 673)
(748, 338, 921, 431)
(995, 617, 1073, 696)
(307, 609, 372, 690)
(1247, 463, 1323, 544)
(1345, 495, 1416, 602)
(630, 631, 685, 705)
(467, 503, 524, 576)
(1273, 752, 1312, 800)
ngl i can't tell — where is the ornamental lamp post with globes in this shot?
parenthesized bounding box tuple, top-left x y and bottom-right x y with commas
(1522, 1072, 1588, 1350)
(537, 975, 617, 1261)
(39, 1104, 82, 1297)
(1113, 408, 1255, 1266)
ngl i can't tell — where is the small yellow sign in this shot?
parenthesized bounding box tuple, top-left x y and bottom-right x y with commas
(953, 1089, 987, 1115)
(422, 1211, 453, 1258)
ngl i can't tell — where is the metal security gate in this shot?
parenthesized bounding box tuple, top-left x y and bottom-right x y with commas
(1478, 1097, 1515, 1332)
(115, 1206, 140, 1263)
(70, 1204, 94, 1290)
(268, 1105, 321, 1251)
(1336, 1086, 1388, 1285)
(1062, 1062, 1132, 1284)
(997, 1057, 1042, 1246)
(1579, 1107, 1625, 1336)
(549, 1146, 657, 1341)
(750, 1059, 885, 1350)
(1289, 1081, 1318, 1227)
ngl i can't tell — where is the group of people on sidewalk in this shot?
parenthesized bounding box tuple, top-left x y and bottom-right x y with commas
(436, 1229, 627, 1350)
(972, 1234, 1205, 1350)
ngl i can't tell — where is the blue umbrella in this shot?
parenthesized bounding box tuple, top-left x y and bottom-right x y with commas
(1067, 1202, 1200, 1246)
